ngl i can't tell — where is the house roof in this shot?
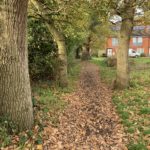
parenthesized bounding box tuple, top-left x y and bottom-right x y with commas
(111, 25, 150, 36)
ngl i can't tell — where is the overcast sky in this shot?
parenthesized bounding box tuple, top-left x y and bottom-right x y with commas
(109, 8, 144, 24)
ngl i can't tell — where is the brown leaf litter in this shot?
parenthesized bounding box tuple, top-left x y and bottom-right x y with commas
(43, 62, 127, 150)
(1, 62, 127, 150)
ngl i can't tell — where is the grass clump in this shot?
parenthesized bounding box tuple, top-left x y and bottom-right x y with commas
(128, 141, 147, 150)
(140, 107, 150, 115)
(0, 117, 17, 147)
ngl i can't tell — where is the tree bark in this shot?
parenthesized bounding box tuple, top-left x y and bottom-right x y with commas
(46, 23, 68, 87)
(81, 35, 91, 60)
(0, 0, 33, 130)
(115, 1, 136, 89)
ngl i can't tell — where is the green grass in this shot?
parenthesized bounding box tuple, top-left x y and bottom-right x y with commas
(91, 57, 116, 84)
(140, 107, 150, 115)
(32, 87, 67, 124)
(132, 57, 150, 64)
(91, 57, 150, 149)
(0, 117, 16, 147)
(32, 60, 81, 127)
(128, 141, 147, 150)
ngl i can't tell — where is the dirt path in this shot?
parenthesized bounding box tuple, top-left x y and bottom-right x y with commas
(46, 62, 127, 150)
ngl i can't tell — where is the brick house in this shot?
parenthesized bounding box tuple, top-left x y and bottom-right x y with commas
(106, 26, 150, 57)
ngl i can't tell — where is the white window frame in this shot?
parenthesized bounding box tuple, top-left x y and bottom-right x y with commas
(133, 37, 143, 45)
(133, 37, 137, 44)
(137, 37, 143, 44)
(112, 38, 118, 46)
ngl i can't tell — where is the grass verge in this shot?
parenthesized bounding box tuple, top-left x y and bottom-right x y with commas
(91, 57, 150, 150)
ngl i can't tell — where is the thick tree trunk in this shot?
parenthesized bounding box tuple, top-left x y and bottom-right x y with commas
(46, 23, 68, 87)
(115, 1, 135, 89)
(0, 0, 33, 130)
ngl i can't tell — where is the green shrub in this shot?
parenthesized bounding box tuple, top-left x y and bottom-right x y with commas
(28, 18, 60, 81)
(91, 52, 98, 57)
(140, 53, 146, 57)
(106, 57, 117, 67)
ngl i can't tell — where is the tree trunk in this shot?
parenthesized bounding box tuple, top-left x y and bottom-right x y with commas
(75, 46, 81, 59)
(81, 36, 91, 60)
(0, 0, 33, 130)
(115, 1, 136, 89)
(46, 23, 68, 87)
(86, 36, 92, 53)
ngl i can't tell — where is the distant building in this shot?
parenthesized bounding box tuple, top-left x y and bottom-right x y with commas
(106, 26, 150, 57)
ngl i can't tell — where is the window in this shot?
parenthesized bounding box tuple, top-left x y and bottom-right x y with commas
(132, 37, 143, 45)
(138, 37, 142, 44)
(133, 37, 137, 44)
(112, 38, 118, 46)
(137, 48, 144, 54)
